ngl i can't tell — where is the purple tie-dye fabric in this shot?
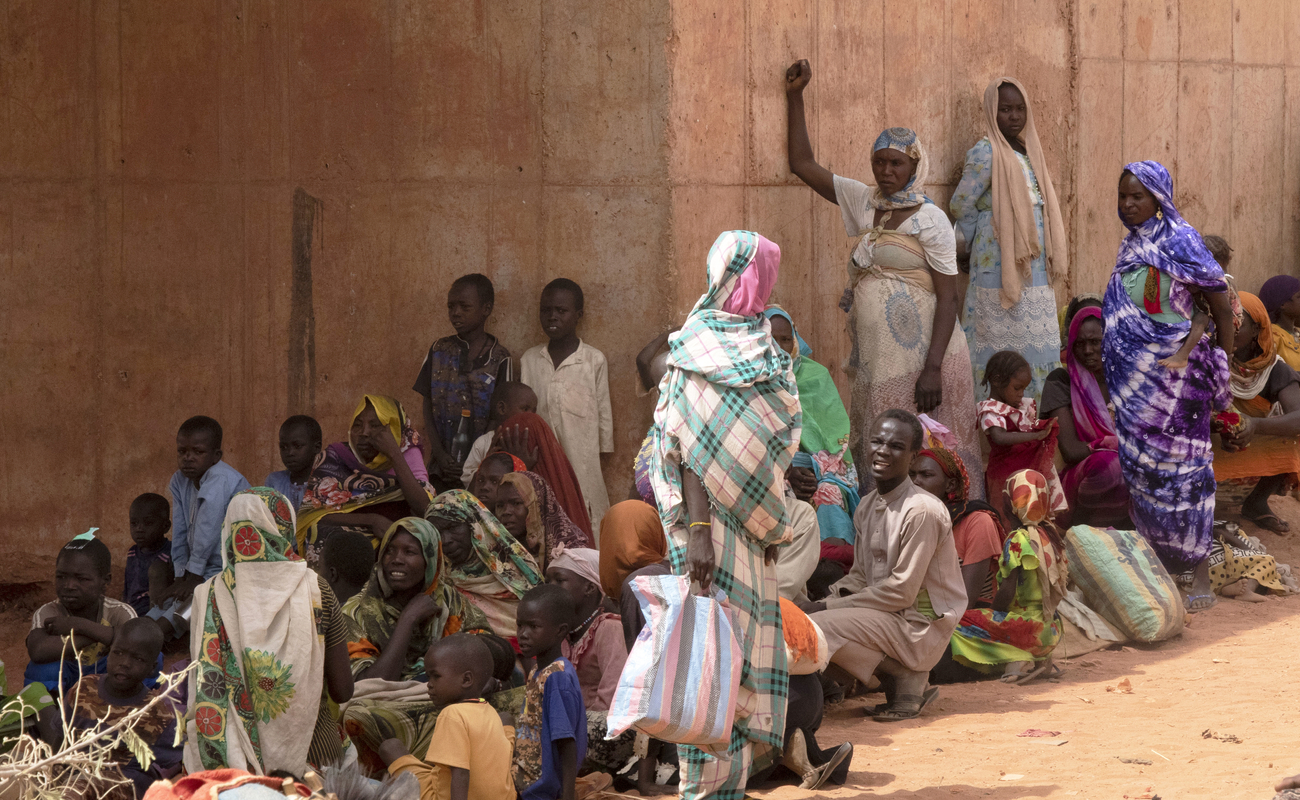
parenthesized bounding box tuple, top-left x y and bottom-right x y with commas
(1102, 161, 1231, 572)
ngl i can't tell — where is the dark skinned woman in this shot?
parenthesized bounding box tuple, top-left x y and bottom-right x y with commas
(1103, 161, 1234, 613)
(785, 58, 982, 497)
(1039, 296, 1132, 528)
(952, 78, 1067, 401)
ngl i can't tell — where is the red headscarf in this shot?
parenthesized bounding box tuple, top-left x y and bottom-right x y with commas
(491, 412, 592, 539)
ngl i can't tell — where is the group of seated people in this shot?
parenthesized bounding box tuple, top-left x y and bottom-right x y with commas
(12, 251, 1300, 799)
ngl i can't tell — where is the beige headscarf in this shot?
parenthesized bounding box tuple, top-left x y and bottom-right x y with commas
(983, 77, 1067, 308)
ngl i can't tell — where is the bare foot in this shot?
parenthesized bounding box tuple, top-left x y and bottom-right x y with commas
(1158, 355, 1189, 369)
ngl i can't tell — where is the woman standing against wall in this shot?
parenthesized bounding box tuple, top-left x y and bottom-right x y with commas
(784, 59, 983, 495)
(951, 78, 1066, 400)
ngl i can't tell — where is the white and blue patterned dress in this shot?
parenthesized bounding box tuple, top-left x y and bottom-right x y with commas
(951, 137, 1062, 401)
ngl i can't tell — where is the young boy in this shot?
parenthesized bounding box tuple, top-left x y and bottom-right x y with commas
(379, 634, 515, 800)
(520, 279, 613, 538)
(413, 274, 513, 485)
(63, 618, 181, 798)
(319, 529, 376, 604)
(152, 416, 250, 638)
(459, 381, 538, 486)
(545, 548, 626, 714)
(123, 493, 172, 616)
(25, 533, 137, 693)
(265, 414, 322, 509)
(514, 584, 586, 800)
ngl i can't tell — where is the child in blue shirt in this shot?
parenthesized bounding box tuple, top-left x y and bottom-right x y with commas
(264, 414, 322, 511)
(123, 493, 171, 616)
(514, 584, 586, 800)
(151, 416, 249, 639)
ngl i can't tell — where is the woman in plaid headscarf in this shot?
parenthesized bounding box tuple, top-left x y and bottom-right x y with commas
(648, 230, 800, 799)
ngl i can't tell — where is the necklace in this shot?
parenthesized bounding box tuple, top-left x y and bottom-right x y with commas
(569, 606, 602, 640)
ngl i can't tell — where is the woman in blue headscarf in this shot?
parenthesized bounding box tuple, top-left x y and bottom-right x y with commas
(1103, 161, 1233, 613)
(784, 58, 982, 496)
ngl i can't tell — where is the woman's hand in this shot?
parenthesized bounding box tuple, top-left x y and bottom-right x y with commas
(686, 525, 715, 592)
(797, 599, 827, 615)
(1222, 415, 1257, 451)
(785, 59, 812, 94)
(787, 466, 818, 502)
(498, 425, 539, 470)
(838, 287, 854, 313)
(764, 544, 781, 566)
(915, 365, 943, 413)
(368, 425, 403, 460)
(400, 593, 440, 625)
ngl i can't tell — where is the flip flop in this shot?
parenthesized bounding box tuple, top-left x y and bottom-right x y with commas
(1185, 593, 1218, 613)
(802, 742, 854, 790)
(1244, 511, 1290, 533)
(872, 686, 938, 721)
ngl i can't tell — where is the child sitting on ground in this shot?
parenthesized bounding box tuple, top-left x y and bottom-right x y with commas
(123, 493, 172, 617)
(26, 533, 137, 693)
(977, 350, 1066, 532)
(62, 618, 181, 798)
(150, 415, 250, 639)
(521, 278, 614, 538)
(379, 634, 516, 800)
(319, 529, 376, 604)
(1157, 233, 1239, 369)
(265, 414, 322, 510)
(413, 273, 513, 487)
(460, 382, 538, 487)
(514, 583, 611, 800)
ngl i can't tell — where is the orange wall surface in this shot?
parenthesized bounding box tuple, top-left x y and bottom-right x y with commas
(1, 0, 1298, 585)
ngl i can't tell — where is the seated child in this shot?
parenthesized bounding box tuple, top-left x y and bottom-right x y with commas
(460, 382, 538, 487)
(151, 415, 250, 639)
(63, 618, 180, 798)
(976, 350, 1066, 532)
(521, 278, 614, 538)
(265, 414, 322, 510)
(123, 493, 172, 617)
(379, 634, 515, 800)
(413, 273, 513, 486)
(25, 533, 137, 693)
(468, 452, 520, 511)
(319, 529, 376, 604)
(513, 584, 588, 800)
(546, 547, 637, 781)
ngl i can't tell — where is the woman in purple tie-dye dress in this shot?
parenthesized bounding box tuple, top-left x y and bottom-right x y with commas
(1102, 161, 1234, 613)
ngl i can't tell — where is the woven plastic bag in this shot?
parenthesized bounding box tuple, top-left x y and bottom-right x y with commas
(1065, 525, 1185, 643)
(606, 573, 742, 755)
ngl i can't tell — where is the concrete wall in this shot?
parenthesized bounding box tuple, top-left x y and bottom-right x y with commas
(1, 0, 1297, 585)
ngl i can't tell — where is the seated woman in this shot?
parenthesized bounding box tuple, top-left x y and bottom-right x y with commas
(297, 395, 434, 565)
(909, 442, 1004, 609)
(1175, 521, 1297, 602)
(1214, 292, 1300, 534)
(431, 489, 541, 637)
(187, 488, 353, 775)
(1261, 274, 1300, 371)
(490, 411, 592, 540)
(945, 470, 1068, 685)
(340, 516, 494, 773)
(763, 306, 861, 558)
(1039, 296, 1132, 528)
(494, 471, 590, 572)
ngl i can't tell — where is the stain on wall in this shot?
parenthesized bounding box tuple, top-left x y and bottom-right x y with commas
(0, 0, 1297, 585)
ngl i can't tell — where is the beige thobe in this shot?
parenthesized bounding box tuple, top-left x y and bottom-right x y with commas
(776, 493, 821, 603)
(810, 478, 966, 672)
(520, 341, 614, 537)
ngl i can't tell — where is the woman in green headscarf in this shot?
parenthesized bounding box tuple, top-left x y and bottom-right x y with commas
(763, 306, 860, 548)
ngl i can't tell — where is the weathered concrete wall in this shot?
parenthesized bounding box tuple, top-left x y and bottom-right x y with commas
(1, 0, 1297, 585)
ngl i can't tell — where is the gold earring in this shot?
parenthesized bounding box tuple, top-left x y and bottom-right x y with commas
(1156, 209, 1163, 220)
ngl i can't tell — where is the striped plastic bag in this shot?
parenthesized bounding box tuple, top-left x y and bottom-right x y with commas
(606, 573, 742, 755)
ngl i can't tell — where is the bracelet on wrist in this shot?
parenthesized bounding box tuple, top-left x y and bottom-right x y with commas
(688, 521, 711, 529)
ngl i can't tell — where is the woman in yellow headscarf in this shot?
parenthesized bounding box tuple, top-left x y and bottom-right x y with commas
(297, 395, 435, 565)
(1214, 293, 1300, 533)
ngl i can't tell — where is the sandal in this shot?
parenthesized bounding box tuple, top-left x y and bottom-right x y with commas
(1243, 511, 1290, 534)
(1184, 593, 1218, 613)
(1001, 660, 1061, 685)
(801, 741, 854, 790)
(871, 686, 938, 721)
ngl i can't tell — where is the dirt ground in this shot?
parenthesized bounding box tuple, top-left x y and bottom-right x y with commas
(4, 500, 1299, 800)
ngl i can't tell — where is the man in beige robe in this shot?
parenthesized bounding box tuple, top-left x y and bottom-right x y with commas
(802, 409, 966, 719)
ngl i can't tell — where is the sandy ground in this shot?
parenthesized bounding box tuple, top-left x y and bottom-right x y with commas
(4, 499, 1299, 799)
